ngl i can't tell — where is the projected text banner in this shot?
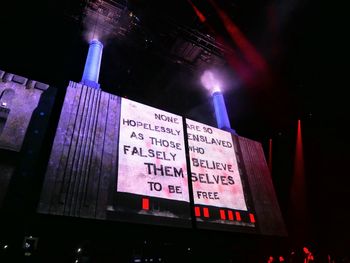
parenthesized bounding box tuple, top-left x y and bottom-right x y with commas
(117, 98, 189, 202)
(186, 119, 247, 211)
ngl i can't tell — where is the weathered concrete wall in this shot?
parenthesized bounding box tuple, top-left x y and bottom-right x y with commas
(0, 69, 51, 208)
(0, 70, 49, 152)
(237, 136, 287, 236)
(38, 82, 286, 236)
(38, 82, 121, 219)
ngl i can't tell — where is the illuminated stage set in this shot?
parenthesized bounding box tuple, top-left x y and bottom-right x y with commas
(0, 0, 297, 261)
(35, 37, 285, 235)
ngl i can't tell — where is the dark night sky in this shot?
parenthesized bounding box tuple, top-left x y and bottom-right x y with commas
(1, 0, 349, 254)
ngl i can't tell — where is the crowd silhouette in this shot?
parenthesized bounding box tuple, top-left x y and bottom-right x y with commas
(266, 246, 349, 263)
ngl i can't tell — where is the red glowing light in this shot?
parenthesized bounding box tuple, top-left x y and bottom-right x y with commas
(291, 119, 305, 200)
(194, 206, 201, 217)
(296, 120, 303, 163)
(235, 211, 241, 221)
(186, 0, 257, 87)
(268, 138, 273, 173)
(203, 207, 209, 218)
(219, 209, 226, 220)
(142, 198, 149, 210)
(187, 0, 206, 23)
(289, 119, 308, 239)
(209, 0, 268, 73)
(228, 210, 234, 220)
(249, 213, 256, 223)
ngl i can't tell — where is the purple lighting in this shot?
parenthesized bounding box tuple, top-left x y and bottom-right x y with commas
(201, 70, 235, 133)
(200, 70, 221, 94)
(81, 39, 103, 89)
(212, 91, 231, 130)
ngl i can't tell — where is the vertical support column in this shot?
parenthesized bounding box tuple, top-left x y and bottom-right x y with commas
(81, 39, 103, 89)
(212, 91, 232, 131)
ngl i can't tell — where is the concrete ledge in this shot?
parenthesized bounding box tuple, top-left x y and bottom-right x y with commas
(3, 73, 14, 82)
(34, 81, 49, 91)
(12, 75, 28, 85)
(0, 69, 49, 89)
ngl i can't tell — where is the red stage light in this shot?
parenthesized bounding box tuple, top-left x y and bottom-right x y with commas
(268, 138, 273, 173)
(249, 213, 256, 223)
(209, 0, 268, 73)
(186, 0, 258, 86)
(228, 210, 234, 220)
(186, 0, 206, 23)
(235, 211, 241, 221)
(142, 198, 149, 210)
(194, 206, 201, 217)
(220, 209, 226, 220)
(292, 119, 305, 199)
(203, 207, 209, 218)
(289, 119, 308, 240)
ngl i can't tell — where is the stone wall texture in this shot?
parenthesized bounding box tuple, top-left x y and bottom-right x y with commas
(0, 71, 49, 152)
(38, 81, 121, 219)
(39, 82, 286, 236)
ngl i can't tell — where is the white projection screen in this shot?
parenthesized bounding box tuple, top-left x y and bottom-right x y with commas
(110, 98, 192, 226)
(186, 118, 257, 232)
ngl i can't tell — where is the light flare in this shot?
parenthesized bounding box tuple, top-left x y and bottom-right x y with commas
(200, 70, 222, 94)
